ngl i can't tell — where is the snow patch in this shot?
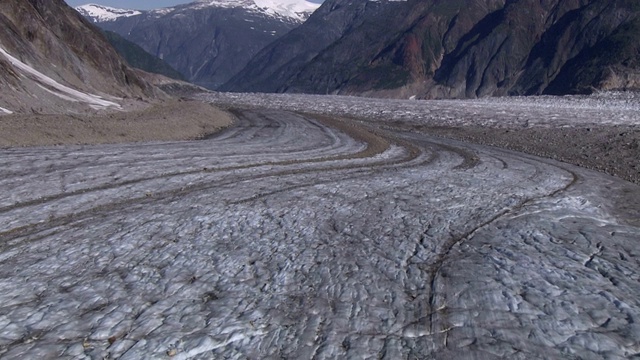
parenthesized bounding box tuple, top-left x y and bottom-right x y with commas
(0, 46, 121, 110)
(253, 0, 320, 21)
(193, 0, 319, 21)
(78, 0, 319, 23)
(0, 106, 13, 115)
(76, 4, 142, 22)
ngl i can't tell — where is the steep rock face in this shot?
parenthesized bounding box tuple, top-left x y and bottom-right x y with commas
(79, 1, 319, 89)
(0, 0, 155, 114)
(286, 0, 507, 95)
(224, 0, 640, 98)
(102, 30, 185, 81)
(220, 0, 389, 93)
(519, 1, 640, 95)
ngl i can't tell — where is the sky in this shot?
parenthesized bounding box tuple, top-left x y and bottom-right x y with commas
(65, 0, 323, 10)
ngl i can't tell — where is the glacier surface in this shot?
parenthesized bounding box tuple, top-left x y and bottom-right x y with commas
(0, 97, 639, 358)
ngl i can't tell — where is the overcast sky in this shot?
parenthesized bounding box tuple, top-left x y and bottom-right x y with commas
(65, 0, 322, 10)
(64, 1, 194, 10)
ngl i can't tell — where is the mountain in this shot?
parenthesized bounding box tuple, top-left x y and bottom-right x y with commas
(77, 0, 320, 89)
(0, 0, 156, 114)
(102, 30, 186, 81)
(74, 3, 143, 22)
(222, 0, 640, 98)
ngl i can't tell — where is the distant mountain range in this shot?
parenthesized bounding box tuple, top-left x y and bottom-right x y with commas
(222, 0, 640, 98)
(0, 0, 157, 114)
(77, 0, 320, 89)
(60, 0, 640, 100)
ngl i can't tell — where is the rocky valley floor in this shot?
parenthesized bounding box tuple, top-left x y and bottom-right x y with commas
(0, 93, 638, 358)
(0, 99, 232, 147)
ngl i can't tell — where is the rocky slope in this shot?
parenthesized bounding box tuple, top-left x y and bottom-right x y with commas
(223, 0, 640, 98)
(102, 30, 185, 82)
(78, 0, 320, 89)
(0, 0, 156, 114)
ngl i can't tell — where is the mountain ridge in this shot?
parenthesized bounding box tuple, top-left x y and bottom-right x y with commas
(101, 30, 186, 82)
(0, 0, 158, 114)
(74, 3, 142, 22)
(77, 0, 320, 23)
(78, 0, 320, 89)
(223, 0, 640, 98)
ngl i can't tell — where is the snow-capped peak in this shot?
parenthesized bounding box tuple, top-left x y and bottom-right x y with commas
(193, 0, 320, 21)
(76, 0, 319, 23)
(75, 4, 142, 22)
(254, 0, 320, 21)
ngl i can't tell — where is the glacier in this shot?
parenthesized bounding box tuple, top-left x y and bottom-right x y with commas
(0, 96, 638, 358)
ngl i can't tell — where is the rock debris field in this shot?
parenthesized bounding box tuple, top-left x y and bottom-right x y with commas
(1, 93, 640, 358)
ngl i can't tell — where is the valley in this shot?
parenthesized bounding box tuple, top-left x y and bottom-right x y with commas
(1, 0, 639, 358)
(77, 0, 319, 89)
